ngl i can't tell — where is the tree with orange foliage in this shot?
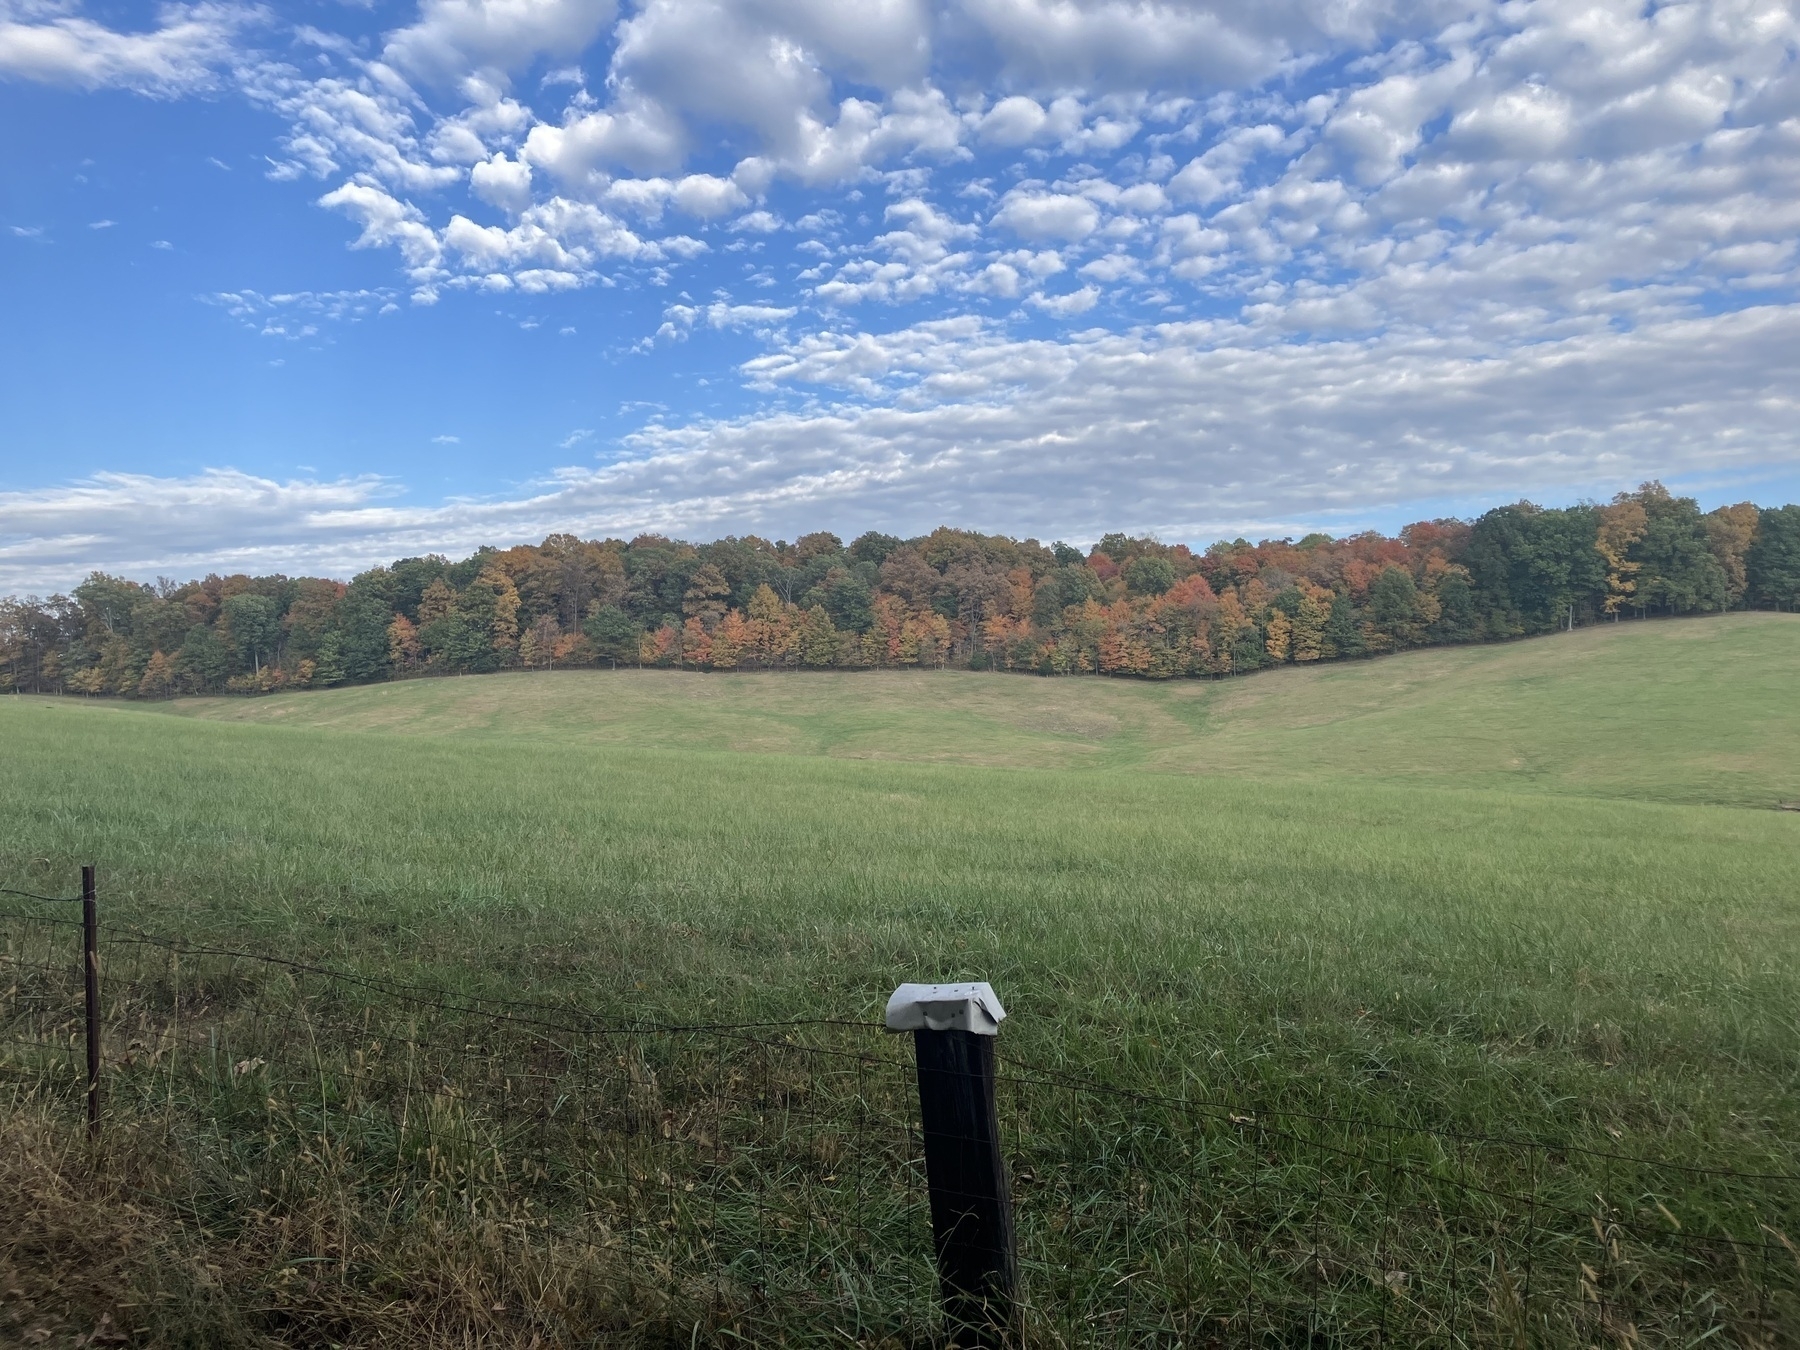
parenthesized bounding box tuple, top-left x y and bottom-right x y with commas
(137, 650, 174, 698)
(387, 614, 422, 672)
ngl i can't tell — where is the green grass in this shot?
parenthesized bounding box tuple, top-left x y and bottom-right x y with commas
(148, 611, 1800, 806)
(2, 614, 1797, 1346)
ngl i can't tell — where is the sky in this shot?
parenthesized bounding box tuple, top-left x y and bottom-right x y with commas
(2, 0, 1798, 592)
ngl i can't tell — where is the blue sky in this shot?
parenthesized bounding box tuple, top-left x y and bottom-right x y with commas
(3, 0, 1798, 590)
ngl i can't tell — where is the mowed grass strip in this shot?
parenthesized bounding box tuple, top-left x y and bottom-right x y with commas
(144, 611, 1800, 806)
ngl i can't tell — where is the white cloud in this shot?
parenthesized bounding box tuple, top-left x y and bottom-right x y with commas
(670, 172, 746, 217)
(470, 152, 533, 214)
(1169, 123, 1287, 204)
(319, 182, 443, 279)
(0, 1, 253, 94)
(12, 302, 1799, 592)
(956, 0, 1441, 95)
(208, 287, 400, 332)
(658, 300, 798, 341)
(728, 209, 782, 233)
(976, 94, 1047, 146)
(1028, 285, 1100, 315)
(1079, 253, 1140, 282)
(10, 0, 1800, 577)
(992, 189, 1099, 242)
(382, 0, 618, 87)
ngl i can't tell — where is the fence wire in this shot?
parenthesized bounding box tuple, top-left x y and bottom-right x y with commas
(3, 901, 1796, 1347)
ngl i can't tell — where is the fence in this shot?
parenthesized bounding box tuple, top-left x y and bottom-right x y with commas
(3, 877, 1797, 1347)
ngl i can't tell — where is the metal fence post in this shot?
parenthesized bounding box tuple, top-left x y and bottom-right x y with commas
(886, 982, 1017, 1349)
(82, 864, 100, 1139)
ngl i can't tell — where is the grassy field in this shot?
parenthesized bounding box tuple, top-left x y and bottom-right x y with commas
(2, 613, 1797, 1346)
(153, 611, 1800, 806)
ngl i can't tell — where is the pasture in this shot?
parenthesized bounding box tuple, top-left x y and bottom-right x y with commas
(2, 613, 1797, 1346)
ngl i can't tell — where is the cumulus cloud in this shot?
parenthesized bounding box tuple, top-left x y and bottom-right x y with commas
(992, 189, 1099, 242)
(470, 152, 533, 214)
(1028, 284, 1100, 315)
(382, 0, 617, 87)
(319, 182, 443, 278)
(9, 0, 1800, 581)
(975, 95, 1047, 146)
(0, 1, 254, 94)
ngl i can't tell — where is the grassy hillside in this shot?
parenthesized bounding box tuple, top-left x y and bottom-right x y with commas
(2, 616, 1796, 1345)
(145, 611, 1800, 806)
(2, 616, 1794, 1111)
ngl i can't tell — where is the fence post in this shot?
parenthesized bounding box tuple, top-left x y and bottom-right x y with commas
(82, 864, 100, 1139)
(886, 982, 1017, 1349)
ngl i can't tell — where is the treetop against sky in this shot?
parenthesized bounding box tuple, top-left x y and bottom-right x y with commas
(7, 483, 1797, 698)
(2, 0, 1799, 594)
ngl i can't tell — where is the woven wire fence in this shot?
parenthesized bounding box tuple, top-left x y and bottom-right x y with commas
(3, 897, 1797, 1347)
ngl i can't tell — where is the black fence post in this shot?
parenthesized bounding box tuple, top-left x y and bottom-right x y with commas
(82, 864, 100, 1139)
(887, 983, 1017, 1349)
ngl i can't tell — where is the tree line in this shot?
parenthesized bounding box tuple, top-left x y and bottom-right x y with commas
(3, 483, 1797, 698)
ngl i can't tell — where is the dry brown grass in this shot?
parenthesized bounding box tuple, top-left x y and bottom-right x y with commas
(0, 1099, 258, 1348)
(0, 1087, 773, 1349)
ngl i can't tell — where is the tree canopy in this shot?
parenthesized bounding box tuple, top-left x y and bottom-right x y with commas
(3, 483, 1792, 698)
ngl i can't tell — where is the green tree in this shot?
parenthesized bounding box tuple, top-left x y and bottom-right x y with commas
(809, 566, 874, 633)
(456, 565, 521, 666)
(1323, 594, 1364, 659)
(847, 532, 902, 565)
(1368, 566, 1423, 649)
(174, 624, 229, 693)
(1626, 483, 1727, 614)
(334, 588, 395, 682)
(311, 631, 346, 686)
(222, 593, 280, 676)
(1466, 503, 1604, 634)
(1428, 570, 1477, 643)
(1123, 556, 1177, 596)
(798, 606, 839, 667)
(1747, 505, 1800, 609)
(584, 605, 641, 666)
(71, 573, 148, 640)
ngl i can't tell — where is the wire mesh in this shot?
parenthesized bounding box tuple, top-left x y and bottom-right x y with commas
(2, 902, 1796, 1347)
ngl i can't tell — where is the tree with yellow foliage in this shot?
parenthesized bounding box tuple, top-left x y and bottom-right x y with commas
(1264, 608, 1292, 664)
(1596, 499, 1647, 619)
(1291, 580, 1332, 661)
(1705, 503, 1759, 607)
(137, 650, 174, 698)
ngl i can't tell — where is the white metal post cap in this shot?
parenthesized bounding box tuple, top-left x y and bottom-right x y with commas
(884, 982, 1007, 1036)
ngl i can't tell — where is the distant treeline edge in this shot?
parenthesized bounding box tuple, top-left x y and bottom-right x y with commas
(4, 482, 1798, 696)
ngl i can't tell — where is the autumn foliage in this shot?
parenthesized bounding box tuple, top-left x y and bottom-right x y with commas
(4, 484, 1798, 697)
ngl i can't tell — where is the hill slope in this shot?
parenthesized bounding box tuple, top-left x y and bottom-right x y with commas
(133, 613, 1800, 807)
